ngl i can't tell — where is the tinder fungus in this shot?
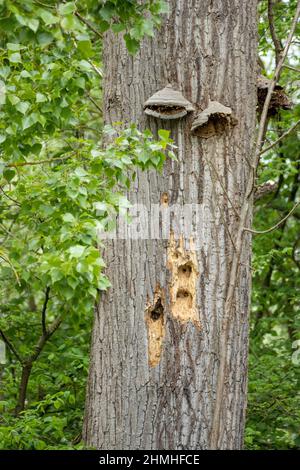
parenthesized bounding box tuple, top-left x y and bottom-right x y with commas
(144, 84, 194, 120)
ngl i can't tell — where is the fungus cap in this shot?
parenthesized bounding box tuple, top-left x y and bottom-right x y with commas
(191, 101, 233, 132)
(144, 84, 194, 119)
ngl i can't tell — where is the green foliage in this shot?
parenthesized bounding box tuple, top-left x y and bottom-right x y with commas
(0, 122, 173, 333)
(245, 331, 300, 449)
(0, 0, 172, 449)
(0, 324, 90, 449)
(245, 0, 300, 450)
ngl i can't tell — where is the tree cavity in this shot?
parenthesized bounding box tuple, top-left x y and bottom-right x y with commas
(167, 233, 200, 328)
(145, 287, 165, 367)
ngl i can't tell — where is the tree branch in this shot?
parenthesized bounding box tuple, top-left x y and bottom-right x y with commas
(41, 287, 50, 336)
(15, 315, 62, 414)
(6, 153, 76, 168)
(0, 186, 20, 205)
(254, 181, 278, 201)
(30, 317, 62, 366)
(74, 11, 103, 39)
(87, 93, 102, 114)
(292, 236, 300, 270)
(0, 328, 22, 363)
(206, 157, 241, 220)
(259, 119, 300, 156)
(255, 0, 300, 158)
(244, 201, 300, 234)
(268, 0, 283, 65)
(88, 61, 103, 78)
(283, 63, 300, 73)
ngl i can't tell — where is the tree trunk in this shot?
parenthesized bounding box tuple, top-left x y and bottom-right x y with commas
(15, 363, 32, 415)
(83, 0, 258, 450)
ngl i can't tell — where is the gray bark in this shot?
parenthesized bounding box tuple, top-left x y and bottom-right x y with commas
(83, 0, 258, 450)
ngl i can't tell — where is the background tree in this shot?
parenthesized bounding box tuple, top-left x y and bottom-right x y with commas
(245, 0, 300, 450)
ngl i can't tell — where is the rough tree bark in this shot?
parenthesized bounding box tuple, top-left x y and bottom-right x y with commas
(83, 0, 258, 450)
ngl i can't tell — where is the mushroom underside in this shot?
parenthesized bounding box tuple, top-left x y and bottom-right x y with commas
(192, 112, 234, 138)
(144, 104, 187, 119)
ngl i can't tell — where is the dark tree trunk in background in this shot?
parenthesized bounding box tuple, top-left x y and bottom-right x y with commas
(83, 0, 258, 449)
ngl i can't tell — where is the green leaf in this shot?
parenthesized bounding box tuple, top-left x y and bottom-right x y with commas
(58, 2, 76, 16)
(60, 15, 76, 30)
(20, 70, 31, 78)
(3, 168, 15, 182)
(142, 18, 155, 37)
(36, 93, 47, 103)
(0, 66, 10, 79)
(39, 9, 59, 25)
(124, 34, 140, 55)
(100, 3, 115, 21)
(0, 80, 6, 105)
(7, 43, 22, 51)
(16, 101, 30, 114)
(54, 400, 62, 409)
(98, 20, 110, 33)
(7, 94, 20, 105)
(111, 23, 126, 33)
(8, 52, 21, 63)
(158, 129, 170, 141)
(98, 276, 111, 290)
(157, 1, 169, 14)
(22, 113, 39, 130)
(168, 150, 177, 160)
(77, 40, 93, 59)
(28, 18, 40, 32)
(93, 202, 107, 212)
(31, 143, 42, 155)
(37, 32, 54, 47)
(77, 60, 93, 71)
(62, 213, 75, 223)
(69, 245, 86, 258)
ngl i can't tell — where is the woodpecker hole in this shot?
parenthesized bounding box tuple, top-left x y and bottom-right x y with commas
(150, 298, 164, 321)
(178, 262, 192, 278)
(145, 289, 165, 367)
(167, 234, 201, 328)
(161, 192, 169, 207)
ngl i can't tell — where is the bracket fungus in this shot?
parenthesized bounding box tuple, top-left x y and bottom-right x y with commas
(257, 75, 292, 116)
(191, 101, 236, 138)
(254, 181, 278, 201)
(144, 84, 194, 120)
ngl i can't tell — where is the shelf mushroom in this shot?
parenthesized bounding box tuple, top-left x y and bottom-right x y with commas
(191, 101, 236, 138)
(144, 84, 194, 120)
(257, 75, 292, 116)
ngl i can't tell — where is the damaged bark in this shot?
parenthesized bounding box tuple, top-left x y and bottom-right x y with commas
(145, 287, 165, 367)
(167, 234, 200, 329)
